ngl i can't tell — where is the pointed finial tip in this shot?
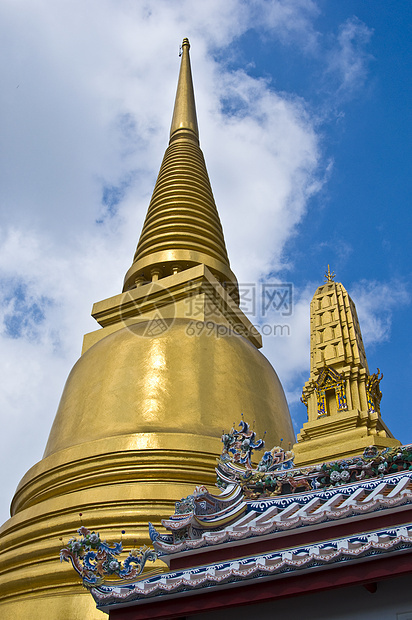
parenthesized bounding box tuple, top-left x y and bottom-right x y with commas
(182, 38, 190, 49)
(324, 264, 336, 283)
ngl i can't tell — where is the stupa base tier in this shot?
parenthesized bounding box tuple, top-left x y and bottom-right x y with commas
(11, 433, 221, 514)
(0, 484, 192, 619)
(0, 588, 107, 620)
(0, 440, 221, 619)
(294, 424, 400, 466)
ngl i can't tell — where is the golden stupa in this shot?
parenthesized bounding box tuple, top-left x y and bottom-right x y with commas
(0, 39, 295, 618)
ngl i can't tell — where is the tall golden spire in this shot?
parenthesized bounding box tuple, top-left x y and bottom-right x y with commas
(293, 273, 399, 465)
(123, 38, 238, 299)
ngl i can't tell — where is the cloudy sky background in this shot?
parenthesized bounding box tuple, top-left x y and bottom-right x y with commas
(0, 0, 411, 524)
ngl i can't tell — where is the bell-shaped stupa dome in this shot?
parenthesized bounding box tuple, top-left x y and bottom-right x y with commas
(0, 39, 294, 620)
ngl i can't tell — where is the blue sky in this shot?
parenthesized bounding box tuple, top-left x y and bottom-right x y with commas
(259, 1, 412, 438)
(0, 0, 411, 524)
(230, 1, 412, 439)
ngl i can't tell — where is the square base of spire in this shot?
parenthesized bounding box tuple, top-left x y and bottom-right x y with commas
(82, 265, 261, 354)
(293, 408, 401, 466)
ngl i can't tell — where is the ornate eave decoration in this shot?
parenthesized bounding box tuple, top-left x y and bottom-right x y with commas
(60, 526, 157, 588)
(147, 420, 412, 550)
(218, 421, 412, 499)
(216, 420, 412, 500)
(221, 419, 265, 469)
(92, 522, 412, 610)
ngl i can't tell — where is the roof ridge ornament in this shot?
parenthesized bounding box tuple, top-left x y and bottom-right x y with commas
(60, 526, 157, 588)
(324, 264, 336, 283)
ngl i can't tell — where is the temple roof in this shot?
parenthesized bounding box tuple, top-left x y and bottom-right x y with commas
(60, 422, 412, 613)
(91, 521, 412, 609)
(153, 470, 412, 558)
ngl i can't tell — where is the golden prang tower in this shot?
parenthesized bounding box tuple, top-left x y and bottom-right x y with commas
(0, 39, 295, 618)
(293, 266, 400, 465)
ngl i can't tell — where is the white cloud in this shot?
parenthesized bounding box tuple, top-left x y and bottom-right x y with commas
(258, 281, 315, 437)
(349, 279, 410, 347)
(203, 70, 321, 280)
(252, 0, 320, 50)
(260, 282, 314, 383)
(325, 16, 374, 98)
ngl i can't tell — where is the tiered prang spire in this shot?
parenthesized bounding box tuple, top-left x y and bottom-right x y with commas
(293, 270, 400, 465)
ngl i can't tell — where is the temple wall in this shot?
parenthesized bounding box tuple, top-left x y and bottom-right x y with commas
(190, 575, 412, 620)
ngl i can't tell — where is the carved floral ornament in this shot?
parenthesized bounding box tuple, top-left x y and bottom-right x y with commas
(314, 364, 348, 417)
(301, 363, 383, 418)
(60, 526, 157, 588)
